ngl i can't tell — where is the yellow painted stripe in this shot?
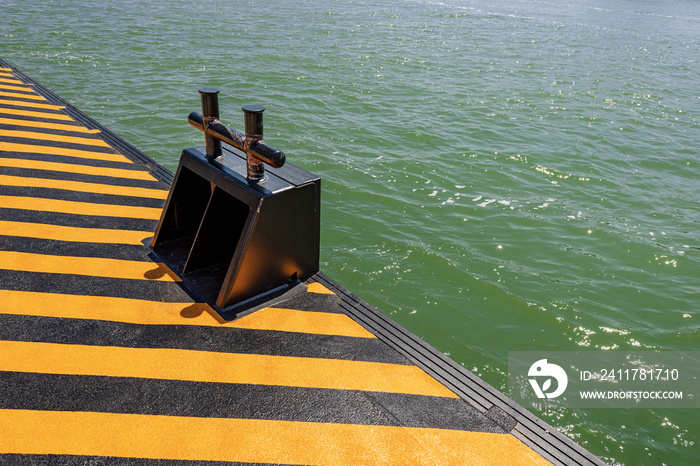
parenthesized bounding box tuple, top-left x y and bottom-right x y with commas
(0, 90, 45, 101)
(0, 195, 162, 219)
(0, 84, 33, 92)
(0, 129, 110, 147)
(307, 282, 336, 294)
(0, 174, 167, 199)
(0, 107, 73, 121)
(0, 71, 13, 76)
(0, 68, 11, 72)
(0, 251, 179, 282)
(0, 291, 216, 325)
(0, 78, 22, 85)
(0, 157, 156, 181)
(0, 340, 456, 397)
(0, 221, 153, 243)
(0, 290, 373, 338)
(0, 98, 63, 110)
(0, 410, 549, 465)
(234, 307, 375, 337)
(0, 117, 100, 133)
(0, 141, 128, 163)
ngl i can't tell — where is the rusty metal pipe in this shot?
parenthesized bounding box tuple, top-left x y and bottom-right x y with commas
(243, 105, 265, 181)
(198, 88, 222, 159)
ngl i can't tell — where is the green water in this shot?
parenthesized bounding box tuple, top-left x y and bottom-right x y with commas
(2, 0, 699, 463)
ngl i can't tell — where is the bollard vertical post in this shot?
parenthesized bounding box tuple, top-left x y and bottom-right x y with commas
(243, 104, 266, 182)
(199, 88, 222, 159)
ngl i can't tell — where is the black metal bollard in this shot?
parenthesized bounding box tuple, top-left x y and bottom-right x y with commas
(152, 89, 319, 311)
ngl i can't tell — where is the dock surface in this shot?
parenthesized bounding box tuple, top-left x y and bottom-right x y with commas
(0, 59, 602, 465)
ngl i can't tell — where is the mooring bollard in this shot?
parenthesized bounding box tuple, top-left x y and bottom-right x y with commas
(151, 89, 319, 313)
(188, 88, 285, 182)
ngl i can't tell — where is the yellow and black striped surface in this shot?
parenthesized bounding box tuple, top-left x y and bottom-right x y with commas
(0, 64, 552, 465)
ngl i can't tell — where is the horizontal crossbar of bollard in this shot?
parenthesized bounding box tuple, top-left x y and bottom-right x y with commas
(188, 111, 286, 169)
